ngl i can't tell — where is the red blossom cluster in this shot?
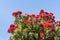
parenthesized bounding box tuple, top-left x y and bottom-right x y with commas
(12, 11, 22, 16)
(41, 21, 54, 28)
(40, 12, 55, 19)
(8, 24, 18, 33)
(25, 20, 31, 24)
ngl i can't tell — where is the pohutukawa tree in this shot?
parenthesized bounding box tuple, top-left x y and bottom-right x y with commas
(8, 10, 60, 40)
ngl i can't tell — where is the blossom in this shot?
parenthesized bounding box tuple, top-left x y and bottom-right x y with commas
(10, 24, 15, 28)
(39, 31, 44, 38)
(12, 12, 18, 16)
(17, 11, 22, 14)
(43, 13, 48, 17)
(48, 23, 54, 28)
(41, 22, 49, 28)
(8, 24, 18, 33)
(48, 13, 53, 17)
(12, 11, 22, 16)
(8, 27, 13, 33)
(34, 14, 40, 19)
(34, 15, 39, 18)
(40, 13, 48, 18)
(41, 22, 54, 28)
(31, 14, 35, 17)
(40, 9, 44, 14)
(25, 20, 31, 24)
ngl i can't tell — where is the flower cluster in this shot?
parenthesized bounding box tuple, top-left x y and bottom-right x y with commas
(8, 24, 18, 33)
(8, 10, 60, 40)
(12, 11, 22, 16)
(41, 21, 54, 28)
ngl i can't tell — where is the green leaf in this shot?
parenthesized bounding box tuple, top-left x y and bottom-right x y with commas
(54, 37, 60, 40)
(33, 33, 38, 39)
(17, 23, 22, 34)
(18, 23, 22, 28)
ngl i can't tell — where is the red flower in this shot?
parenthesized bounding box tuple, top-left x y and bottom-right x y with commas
(43, 13, 48, 17)
(31, 14, 35, 17)
(48, 23, 54, 28)
(12, 12, 18, 16)
(17, 11, 22, 14)
(10, 24, 15, 28)
(50, 12, 53, 15)
(8, 27, 13, 33)
(40, 13, 48, 18)
(41, 22, 54, 28)
(48, 13, 53, 17)
(8, 24, 18, 33)
(25, 20, 31, 24)
(35, 16, 39, 18)
(12, 11, 22, 16)
(40, 9, 44, 14)
(39, 31, 44, 38)
(34, 14, 40, 18)
(41, 22, 49, 28)
(44, 12, 48, 14)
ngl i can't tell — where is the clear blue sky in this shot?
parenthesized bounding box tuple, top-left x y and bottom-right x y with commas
(0, 0, 60, 40)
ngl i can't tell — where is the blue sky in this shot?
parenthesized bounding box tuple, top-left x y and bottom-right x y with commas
(0, 0, 60, 40)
